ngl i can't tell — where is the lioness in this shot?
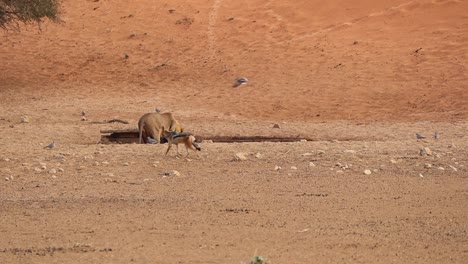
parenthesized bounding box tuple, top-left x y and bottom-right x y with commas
(138, 112, 183, 144)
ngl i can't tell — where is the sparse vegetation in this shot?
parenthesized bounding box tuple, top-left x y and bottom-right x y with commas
(0, 0, 61, 29)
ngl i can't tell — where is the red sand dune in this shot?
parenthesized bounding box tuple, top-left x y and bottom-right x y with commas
(1, 0, 467, 122)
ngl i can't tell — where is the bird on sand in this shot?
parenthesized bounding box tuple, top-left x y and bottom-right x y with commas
(232, 77, 249, 88)
(44, 139, 55, 149)
(434, 132, 439, 140)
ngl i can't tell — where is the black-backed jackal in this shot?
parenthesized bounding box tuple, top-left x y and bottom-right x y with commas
(161, 128, 201, 158)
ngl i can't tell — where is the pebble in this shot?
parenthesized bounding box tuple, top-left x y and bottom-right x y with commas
(101, 161, 110, 165)
(272, 124, 280, 129)
(20, 116, 30, 123)
(58, 168, 64, 172)
(93, 161, 100, 166)
(419, 173, 424, 178)
(438, 167, 445, 171)
(49, 169, 57, 174)
(390, 159, 397, 164)
(290, 166, 298, 170)
(254, 153, 262, 159)
(5, 177, 10, 181)
(84, 155, 94, 160)
(3, 158, 10, 162)
(309, 162, 316, 167)
(419, 147, 433, 156)
(336, 170, 344, 174)
(170, 170, 181, 177)
(202, 140, 214, 143)
(300, 139, 307, 142)
(344, 150, 356, 154)
(302, 153, 313, 156)
(424, 163, 432, 169)
(40, 165, 47, 170)
(449, 165, 457, 172)
(51, 175, 57, 179)
(34, 167, 42, 173)
(274, 165, 281, 171)
(123, 162, 129, 166)
(364, 169, 372, 175)
(233, 153, 247, 161)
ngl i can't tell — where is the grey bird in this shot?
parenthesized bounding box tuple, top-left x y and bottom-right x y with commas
(434, 132, 439, 140)
(44, 139, 55, 149)
(416, 133, 426, 140)
(147, 137, 157, 144)
(232, 77, 249, 88)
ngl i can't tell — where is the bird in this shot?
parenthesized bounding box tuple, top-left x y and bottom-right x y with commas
(81, 111, 87, 121)
(416, 133, 426, 140)
(155, 108, 161, 113)
(124, 53, 129, 60)
(147, 137, 157, 144)
(44, 139, 55, 149)
(434, 132, 439, 140)
(232, 77, 248, 88)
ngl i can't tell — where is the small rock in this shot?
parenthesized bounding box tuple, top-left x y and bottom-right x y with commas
(123, 162, 129, 166)
(49, 169, 57, 174)
(449, 165, 457, 172)
(272, 123, 280, 129)
(424, 163, 432, 169)
(419, 173, 424, 178)
(419, 147, 432, 156)
(34, 167, 42, 173)
(302, 153, 313, 156)
(20, 116, 30, 123)
(40, 165, 47, 170)
(84, 155, 94, 160)
(51, 175, 57, 179)
(290, 166, 298, 170)
(309, 162, 316, 167)
(364, 169, 372, 175)
(81, 116, 87, 121)
(390, 159, 397, 164)
(336, 170, 344, 174)
(5, 177, 10, 181)
(233, 153, 248, 161)
(153, 163, 158, 167)
(58, 168, 64, 172)
(93, 161, 100, 166)
(39, 162, 47, 167)
(101, 161, 110, 165)
(438, 167, 445, 171)
(171, 170, 181, 176)
(344, 150, 356, 154)
(107, 173, 114, 177)
(254, 153, 262, 159)
(95, 151, 104, 155)
(202, 140, 214, 143)
(274, 165, 281, 171)
(300, 139, 307, 142)
(3, 158, 10, 162)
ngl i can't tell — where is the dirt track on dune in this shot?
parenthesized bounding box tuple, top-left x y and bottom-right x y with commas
(1, 0, 468, 263)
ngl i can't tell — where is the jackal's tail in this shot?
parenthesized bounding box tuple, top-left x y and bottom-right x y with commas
(192, 141, 201, 151)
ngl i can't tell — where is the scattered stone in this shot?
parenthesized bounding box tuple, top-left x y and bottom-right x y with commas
(93, 161, 100, 166)
(49, 169, 57, 174)
(123, 162, 129, 166)
(290, 166, 298, 170)
(364, 169, 372, 175)
(104, 178, 117, 183)
(58, 168, 65, 173)
(300, 139, 307, 142)
(3, 158, 10, 162)
(274, 165, 281, 171)
(84, 155, 94, 160)
(153, 164, 158, 167)
(309, 162, 316, 167)
(373, 169, 378, 173)
(419, 147, 433, 156)
(317, 150, 325, 155)
(5, 177, 10, 181)
(390, 159, 397, 164)
(101, 161, 110, 165)
(39, 162, 47, 167)
(419, 173, 424, 178)
(344, 150, 356, 154)
(424, 163, 432, 169)
(162, 170, 180, 177)
(449, 165, 458, 172)
(22, 163, 28, 166)
(233, 153, 248, 161)
(81, 116, 87, 121)
(272, 123, 280, 129)
(20, 115, 30, 123)
(106, 173, 114, 177)
(254, 153, 262, 159)
(202, 140, 214, 143)
(34, 167, 42, 173)
(40, 165, 47, 170)
(95, 151, 104, 155)
(302, 153, 313, 156)
(51, 175, 57, 179)
(438, 167, 445, 171)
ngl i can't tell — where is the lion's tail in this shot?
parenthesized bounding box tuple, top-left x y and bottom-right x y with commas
(138, 121, 144, 144)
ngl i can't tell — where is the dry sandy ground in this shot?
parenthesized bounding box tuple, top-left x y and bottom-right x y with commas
(1, 0, 468, 263)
